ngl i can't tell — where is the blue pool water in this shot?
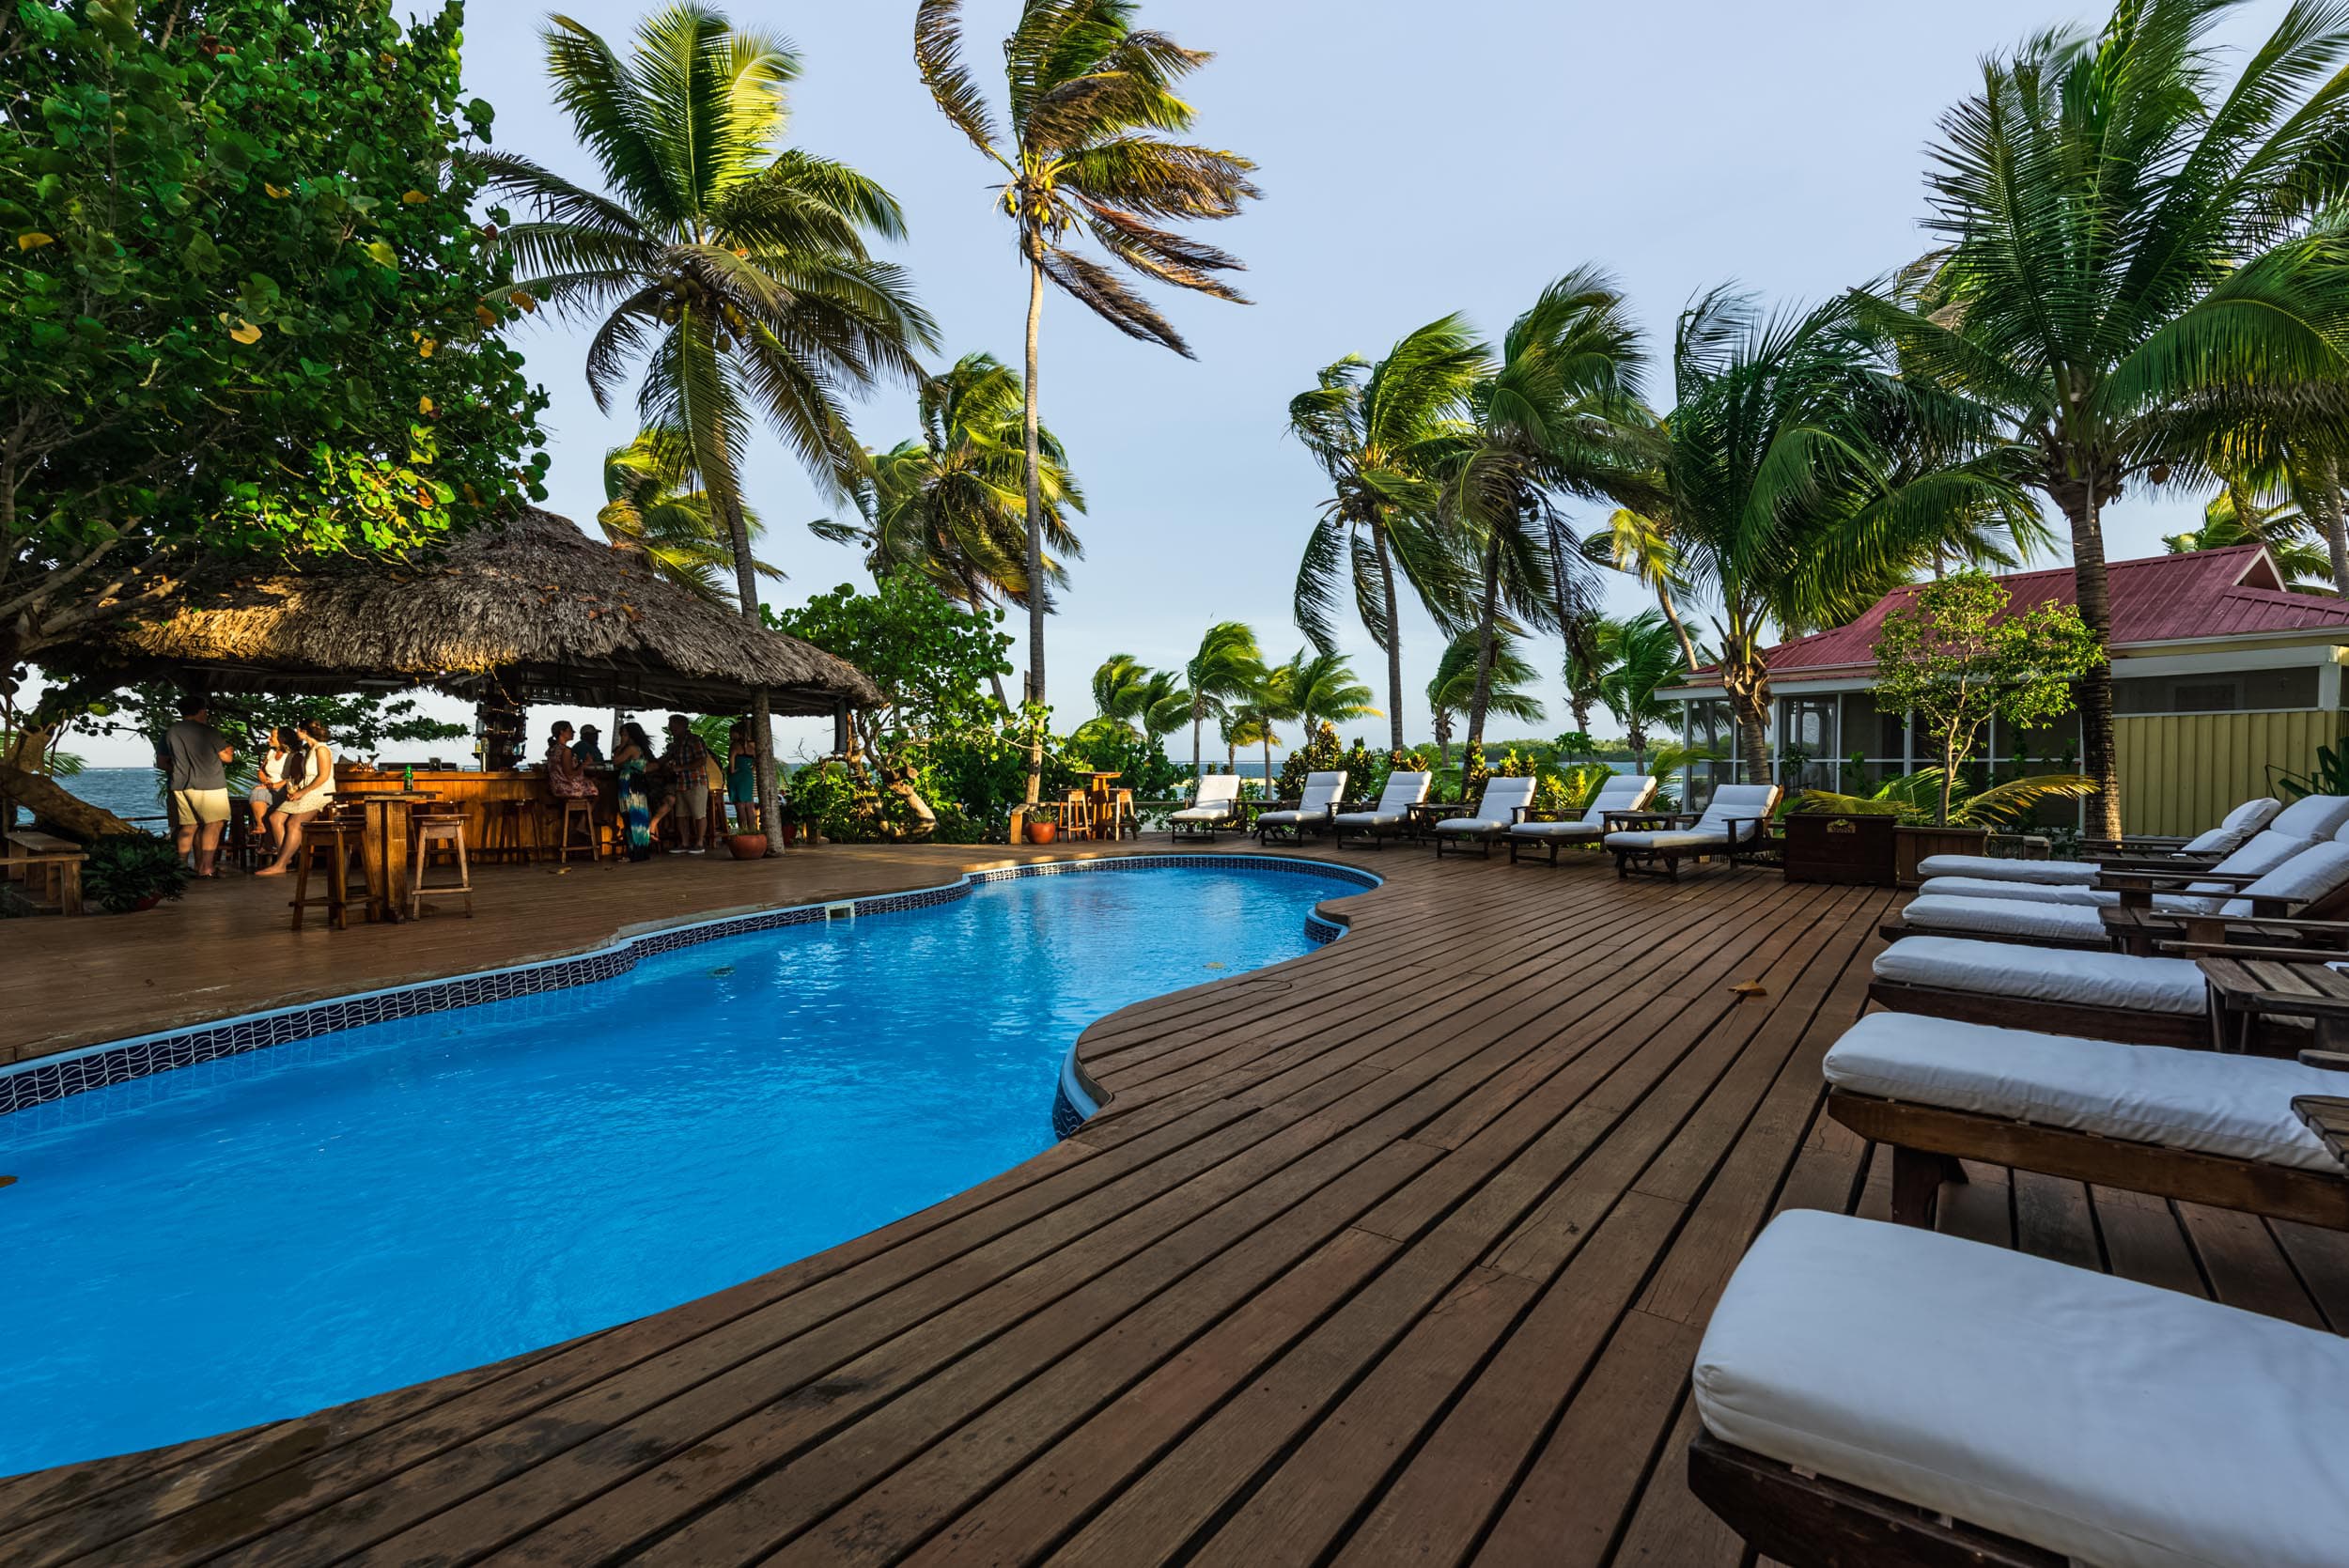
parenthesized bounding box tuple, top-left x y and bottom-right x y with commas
(0, 862, 1358, 1477)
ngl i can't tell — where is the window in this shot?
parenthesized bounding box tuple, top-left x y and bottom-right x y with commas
(2112, 667, 2318, 715)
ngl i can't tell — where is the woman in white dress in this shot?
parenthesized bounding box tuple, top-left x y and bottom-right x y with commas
(245, 727, 295, 856)
(254, 721, 336, 877)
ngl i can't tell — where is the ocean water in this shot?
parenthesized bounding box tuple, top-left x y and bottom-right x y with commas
(9, 766, 167, 829)
(0, 862, 1360, 1475)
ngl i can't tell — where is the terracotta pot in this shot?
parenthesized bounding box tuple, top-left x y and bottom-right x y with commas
(1025, 819, 1058, 846)
(724, 832, 769, 861)
(132, 893, 161, 912)
(779, 822, 799, 846)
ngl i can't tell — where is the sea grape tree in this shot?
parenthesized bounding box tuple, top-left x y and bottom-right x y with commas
(0, 0, 549, 689)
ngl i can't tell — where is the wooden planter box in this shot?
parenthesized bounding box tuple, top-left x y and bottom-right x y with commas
(1781, 813, 1898, 886)
(1893, 824, 1988, 888)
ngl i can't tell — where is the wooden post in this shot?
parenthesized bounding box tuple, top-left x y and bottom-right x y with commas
(833, 702, 850, 757)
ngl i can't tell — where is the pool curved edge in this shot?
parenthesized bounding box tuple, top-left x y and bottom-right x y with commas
(1049, 883, 1365, 1139)
(1, 851, 1383, 1122)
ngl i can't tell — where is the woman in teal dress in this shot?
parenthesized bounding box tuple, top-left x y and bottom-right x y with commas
(613, 722, 656, 862)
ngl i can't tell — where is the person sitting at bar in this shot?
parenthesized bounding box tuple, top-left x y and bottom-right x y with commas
(254, 720, 336, 877)
(246, 726, 296, 858)
(573, 723, 606, 767)
(545, 722, 596, 799)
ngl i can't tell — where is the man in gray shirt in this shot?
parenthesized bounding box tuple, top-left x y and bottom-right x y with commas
(163, 695, 235, 877)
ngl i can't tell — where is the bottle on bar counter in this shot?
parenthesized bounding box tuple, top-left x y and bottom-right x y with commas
(403, 764, 413, 791)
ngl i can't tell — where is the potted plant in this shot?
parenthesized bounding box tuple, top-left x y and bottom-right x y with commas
(1023, 807, 1058, 846)
(83, 831, 192, 913)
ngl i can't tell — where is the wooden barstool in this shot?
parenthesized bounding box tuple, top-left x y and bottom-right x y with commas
(1062, 788, 1092, 842)
(555, 796, 602, 862)
(288, 808, 366, 931)
(479, 798, 531, 864)
(408, 803, 474, 920)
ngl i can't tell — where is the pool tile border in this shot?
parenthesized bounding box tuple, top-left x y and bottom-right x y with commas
(2, 854, 1379, 1118)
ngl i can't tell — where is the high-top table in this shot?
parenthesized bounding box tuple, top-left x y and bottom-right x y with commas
(340, 791, 438, 923)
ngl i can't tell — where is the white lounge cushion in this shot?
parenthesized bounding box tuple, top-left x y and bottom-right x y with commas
(2264, 793, 2349, 840)
(1913, 853, 2101, 886)
(1331, 809, 1408, 830)
(2179, 796, 2283, 855)
(1607, 828, 1731, 852)
(1913, 877, 2225, 913)
(1695, 1211, 2349, 1568)
(1578, 774, 1659, 822)
(1169, 806, 1237, 823)
(1510, 818, 1607, 842)
(1253, 811, 1315, 828)
(1874, 935, 2205, 1015)
(1823, 1012, 2343, 1172)
(1434, 815, 1514, 836)
(2218, 839, 2349, 917)
(1899, 895, 2108, 944)
(2205, 827, 2326, 879)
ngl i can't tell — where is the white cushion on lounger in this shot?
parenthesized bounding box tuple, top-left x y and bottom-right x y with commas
(1435, 776, 1536, 835)
(1608, 828, 1732, 852)
(2179, 796, 2283, 855)
(1874, 935, 2204, 1014)
(1695, 1211, 2349, 1568)
(1913, 853, 2101, 885)
(1899, 894, 2108, 944)
(2265, 793, 2349, 840)
(2217, 839, 2349, 917)
(1170, 807, 1234, 822)
(1516, 774, 1662, 842)
(1823, 1012, 2342, 1172)
(1258, 770, 1348, 829)
(1333, 770, 1431, 831)
(1913, 876, 2229, 912)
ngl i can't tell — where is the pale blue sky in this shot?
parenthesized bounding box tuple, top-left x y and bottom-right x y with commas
(61, 0, 2275, 766)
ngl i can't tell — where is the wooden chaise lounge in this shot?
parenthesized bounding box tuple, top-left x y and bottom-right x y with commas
(1504, 773, 1657, 865)
(1821, 1011, 2349, 1229)
(1330, 769, 1431, 848)
(1603, 783, 1781, 880)
(1252, 769, 1348, 847)
(1168, 773, 1244, 840)
(1426, 775, 1536, 860)
(1690, 1211, 2349, 1568)
(1910, 794, 2288, 887)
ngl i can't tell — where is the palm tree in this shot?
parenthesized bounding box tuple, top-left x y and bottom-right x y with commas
(1089, 652, 1159, 737)
(1585, 508, 1700, 672)
(1283, 648, 1379, 737)
(1426, 629, 1545, 766)
(1442, 271, 1653, 756)
(598, 427, 776, 601)
(1287, 316, 1486, 752)
(2165, 476, 2336, 590)
(915, 0, 1260, 801)
(483, 5, 935, 847)
(1596, 611, 1683, 771)
(1656, 289, 2035, 782)
(1560, 613, 1623, 738)
(1180, 620, 1265, 784)
(1856, 0, 2349, 837)
(813, 352, 1086, 628)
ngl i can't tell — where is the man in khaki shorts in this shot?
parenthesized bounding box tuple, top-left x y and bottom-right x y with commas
(164, 696, 235, 877)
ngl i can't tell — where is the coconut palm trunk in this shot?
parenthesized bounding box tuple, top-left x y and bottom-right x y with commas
(2318, 463, 2349, 597)
(1020, 255, 1048, 805)
(1373, 520, 1407, 755)
(2052, 475, 2122, 839)
(1464, 537, 1502, 753)
(722, 492, 784, 851)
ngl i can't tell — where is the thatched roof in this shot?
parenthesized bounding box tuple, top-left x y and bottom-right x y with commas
(71, 509, 880, 714)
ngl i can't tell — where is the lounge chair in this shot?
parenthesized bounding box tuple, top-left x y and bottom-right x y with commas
(1604, 783, 1781, 880)
(1168, 773, 1244, 840)
(1330, 769, 1431, 848)
(1892, 837, 2349, 950)
(1427, 776, 1538, 859)
(1914, 794, 2289, 886)
(1869, 934, 2213, 1048)
(1690, 1211, 2349, 1568)
(1911, 796, 2349, 907)
(1505, 774, 1659, 865)
(1252, 769, 1349, 847)
(1822, 1010, 2349, 1229)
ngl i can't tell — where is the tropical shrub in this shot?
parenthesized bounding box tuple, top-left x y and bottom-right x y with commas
(82, 832, 192, 914)
(1277, 722, 1346, 799)
(1794, 769, 2095, 831)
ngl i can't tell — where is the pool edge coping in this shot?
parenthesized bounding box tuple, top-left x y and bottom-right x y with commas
(2, 851, 1382, 1119)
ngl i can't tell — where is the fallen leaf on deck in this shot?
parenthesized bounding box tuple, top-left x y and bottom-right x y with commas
(1729, 981, 1768, 999)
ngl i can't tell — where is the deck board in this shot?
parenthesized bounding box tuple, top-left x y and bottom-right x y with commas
(10, 840, 2349, 1565)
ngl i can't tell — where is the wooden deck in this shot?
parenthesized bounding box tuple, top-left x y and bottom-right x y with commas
(7, 844, 2349, 1566)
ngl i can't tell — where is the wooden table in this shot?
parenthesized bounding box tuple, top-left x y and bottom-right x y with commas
(343, 791, 438, 924)
(2197, 954, 2349, 1054)
(1080, 771, 1125, 840)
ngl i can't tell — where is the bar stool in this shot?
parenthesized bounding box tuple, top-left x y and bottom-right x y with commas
(408, 803, 474, 920)
(288, 809, 366, 931)
(479, 798, 532, 864)
(1061, 788, 1092, 842)
(554, 796, 602, 862)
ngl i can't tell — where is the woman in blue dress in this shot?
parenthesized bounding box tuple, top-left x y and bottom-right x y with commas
(613, 722, 656, 862)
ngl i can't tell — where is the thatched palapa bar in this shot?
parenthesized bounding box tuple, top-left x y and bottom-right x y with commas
(67, 508, 880, 718)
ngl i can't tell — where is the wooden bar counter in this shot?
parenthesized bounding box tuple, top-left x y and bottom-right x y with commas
(337, 767, 615, 862)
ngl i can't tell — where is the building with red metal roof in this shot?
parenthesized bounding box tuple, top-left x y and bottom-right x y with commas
(1662, 545, 2349, 836)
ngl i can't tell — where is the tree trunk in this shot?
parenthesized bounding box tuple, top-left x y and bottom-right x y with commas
(1262, 732, 1273, 800)
(1939, 736, 1958, 827)
(2320, 463, 2349, 598)
(1019, 257, 1048, 806)
(1723, 657, 1772, 784)
(1657, 583, 1701, 673)
(2053, 474, 2123, 839)
(0, 760, 140, 839)
(719, 490, 784, 854)
(1190, 704, 1204, 786)
(1372, 517, 1407, 755)
(1465, 536, 1502, 754)
(1570, 696, 1592, 736)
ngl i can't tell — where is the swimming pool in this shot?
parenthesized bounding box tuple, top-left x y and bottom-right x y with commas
(0, 858, 1369, 1478)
